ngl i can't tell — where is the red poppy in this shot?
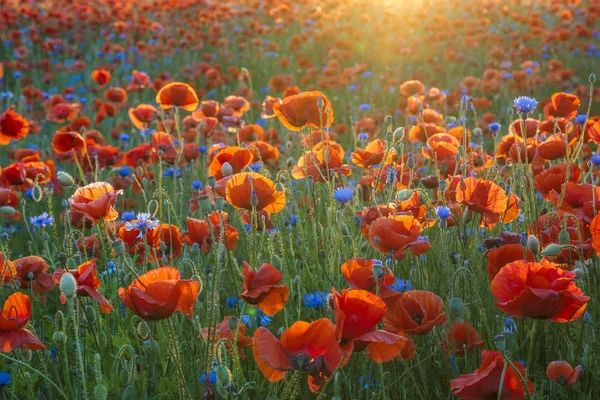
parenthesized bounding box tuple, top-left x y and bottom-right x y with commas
(383, 290, 447, 335)
(13, 256, 55, 293)
(450, 350, 534, 399)
(291, 142, 352, 181)
(399, 80, 425, 97)
(0, 292, 45, 352)
(103, 87, 128, 103)
(118, 267, 200, 321)
(530, 212, 593, 264)
(533, 163, 581, 199)
(252, 318, 342, 392)
(248, 141, 279, 164)
(200, 317, 252, 358)
(0, 106, 30, 145)
(158, 224, 183, 263)
(117, 221, 161, 263)
(368, 215, 431, 260)
(225, 172, 286, 213)
(351, 139, 396, 168)
(69, 182, 122, 224)
(128, 104, 158, 129)
(52, 130, 87, 156)
(491, 259, 589, 322)
(485, 244, 534, 281)
(544, 92, 580, 120)
(156, 82, 199, 112)
(261, 96, 282, 119)
(208, 146, 253, 180)
(53, 260, 113, 313)
(355, 204, 395, 237)
(546, 361, 582, 386)
(240, 262, 289, 316)
(442, 321, 484, 356)
(333, 288, 411, 363)
(455, 177, 509, 227)
(340, 258, 396, 297)
(536, 133, 567, 160)
(182, 212, 239, 253)
(273, 91, 334, 131)
(192, 100, 220, 121)
(91, 68, 111, 87)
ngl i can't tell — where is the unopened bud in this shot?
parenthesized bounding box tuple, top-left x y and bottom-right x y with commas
(221, 162, 233, 177)
(60, 272, 77, 300)
(527, 235, 539, 255)
(541, 244, 563, 257)
(56, 171, 75, 187)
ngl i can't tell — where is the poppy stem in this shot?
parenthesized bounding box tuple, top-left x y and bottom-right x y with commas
(525, 319, 538, 379)
(165, 317, 190, 400)
(0, 353, 69, 400)
(496, 360, 509, 400)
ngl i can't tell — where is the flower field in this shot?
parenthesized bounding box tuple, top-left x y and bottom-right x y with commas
(1, 0, 600, 398)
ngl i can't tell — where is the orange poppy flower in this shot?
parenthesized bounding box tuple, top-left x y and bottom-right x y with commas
(351, 139, 396, 168)
(91, 68, 111, 87)
(368, 215, 431, 260)
(117, 221, 161, 263)
(225, 172, 286, 213)
(273, 91, 334, 131)
(200, 317, 252, 358)
(486, 244, 534, 281)
(450, 350, 533, 399)
(491, 259, 589, 322)
(103, 87, 127, 103)
(291, 142, 352, 181)
(536, 133, 567, 160)
(510, 118, 539, 138)
(118, 266, 200, 321)
(455, 177, 509, 227)
(261, 96, 282, 119)
(399, 80, 425, 97)
(546, 361, 582, 386)
(544, 92, 580, 120)
(0, 188, 21, 220)
(0, 106, 30, 145)
(208, 146, 253, 180)
(182, 212, 239, 253)
(340, 258, 396, 294)
(53, 260, 113, 314)
(223, 96, 250, 117)
(252, 318, 342, 392)
(47, 102, 80, 123)
(237, 124, 264, 143)
(396, 191, 435, 227)
(533, 163, 581, 199)
(119, 143, 156, 167)
(128, 104, 158, 129)
(192, 100, 220, 121)
(383, 290, 447, 335)
(248, 141, 279, 164)
(0, 292, 45, 352)
(156, 82, 199, 112)
(241, 209, 276, 231)
(355, 204, 395, 237)
(530, 213, 593, 264)
(13, 256, 55, 293)
(158, 224, 183, 262)
(333, 288, 410, 363)
(408, 123, 446, 143)
(69, 182, 122, 224)
(240, 262, 289, 316)
(442, 321, 484, 356)
(52, 130, 86, 155)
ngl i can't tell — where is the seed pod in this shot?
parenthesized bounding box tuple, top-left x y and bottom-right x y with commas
(57, 171, 75, 187)
(541, 244, 563, 257)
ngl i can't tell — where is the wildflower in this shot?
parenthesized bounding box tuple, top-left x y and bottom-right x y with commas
(200, 371, 217, 385)
(303, 291, 328, 308)
(225, 172, 286, 213)
(227, 296, 238, 308)
(488, 122, 501, 132)
(29, 212, 53, 228)
(240, 262, 289, 316)
(121, 211, 135, 222)
(106, 260, 117, 274)
(387, 278, 411, 292)
(443, 322, 484, 356)
(0, 372, 10, 385)
(435, 206, 450, 221)
(0, 106, 30, 145)
(359, 104, 370, 111)
(0, 292, 45, 352)
(513, 96, 538, 115)
(333, 187, 354, 204)
(12, 256, 55, 293)
(590, 153, 600, 166)
(273, 91, 334, 131)
(69, 182, 122, 224)
(546, 361, 582, 386)
(53, 260, 113, 313)
(125, 213, 159, 239)
(241, 308, 272, 328)
(384, 290, 447, 335)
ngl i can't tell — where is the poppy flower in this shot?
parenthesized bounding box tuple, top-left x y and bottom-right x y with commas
(455, 177, 509, 227)
(12, 256, 55, 293)
(340, 258, 396, 296)
(533, 163, 581, 199)
(52, 130, 86, 155)
(368, 215, 431, 260)
(273, 91, 334, 131)
(383, 290, 447, 335)
(69, 182, 122, 224)
(544, 92, 580, 120)
(47, 102, 80, 123)
(355, 204, 395, 237)
(248, 141, 279, 164)
(485, 244, 534, 281)
(442, 321, 484, 356)
(103, 87, 127, 103)
(158, 224, 183, 262)
(0, 292, 45, 352)
(261, 96, 282, 119)
(91, 68, 111, 87)
(208, 146, 253, 180)
(0, 106, 29, 145)
(291, 142, 352, 181)
(118, 266, 200, 321)
(53, 260, 113, 313)
(200, 317, 252, 357)
(118, 219, 161, 263)
(332, 288, 411, 363)
(252, 318, 342, 392)
(223, 96, 250, 117)
(530, 213, 593, 264)
(182, 212, 239, 253)
(546, 361, 582, 386)
(491, 259, 589, 322)
(128, 104, 158, 129)
(225, 172, 286, 213)
(450, 350, 534, 399)
(156, 82, 199, 112)
(536, 133, 567, 160)
(192, 100, 220, 121)
(351, 139, 396, 168)
(240, 262, 289, 316)
(399, 80, 425, 97)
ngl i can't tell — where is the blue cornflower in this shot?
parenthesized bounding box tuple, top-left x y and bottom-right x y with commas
(106, 260, 117, 274)
(118, 167, 130, 177)
(198, 145, 207, 153)
(387, 278, 411, 292)
(119, 133, 130, 141)
(488, 122, 501, 132)
(357, 133, 369, 141)
(0, 372, 10, 386)
(348, 85, 357, 91)
(436, 206, 451, 220)
(121, 211, 135, 222)
(591, 154, 600, 166)
(504, 317, 518, 333)
(575, 114, 588, 124)
(249, 162, 261, 172)
(192, 180, 203, 190)
(241, 308, 272, 328)
(333, 187, 354, 204)
(227, 296, 238, 308)
(13, 71, 22, 79)
(29, 213, 53, 228)
(359, 103, 370, 111)
(125, 213, 159, 238)
(513, 96, 538, 115)
(303, 291, 328, 308)
(199, 371, 217, 385)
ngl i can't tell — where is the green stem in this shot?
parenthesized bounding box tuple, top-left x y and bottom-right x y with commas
(0, 353, 70, 400)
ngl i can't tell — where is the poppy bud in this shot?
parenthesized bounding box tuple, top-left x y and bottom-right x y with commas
(527, 235, 539, 255)
(66, 258, 77, 270)
(221, 162, 233, 177)
(449, 298, 465, 322)
(317, 96, 325, 108)
(493, 333, 506, 351)
(541, 244, 563, 257)
(590, 73, 596, 83)
(95, 384, 108, 400)
(439, 180, 447, 192)
(85, 305, 97, 323)
(60, 272, 77, 300)
(0, 206, 16, 216)
(372, 262, 383, 279)
(191, 243, 200, 254)
(462, 208, 473, 224)
(250, 191, 259, 208)
(421, 176, 438, 189)
(207, 176, 216, 187)
(136, 321, 150, 340)
(147, 199, 158, 216)
(558, 228, 570, 245)
(112, 239, 125, 257)
(473, 127, 482, 139)
(57, 171, 75, 187)
(227, 317, 238, 331)
(393, 127, 405, 141)
(216, 365, 232, 386)
(285, 141, 293, 150)
(57, 252, 68, 266)
(407, 153, 415, 169)
(397, 189, 412, 201)
(32, 184, 43, 202)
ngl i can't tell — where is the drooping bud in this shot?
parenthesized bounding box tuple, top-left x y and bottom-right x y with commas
(527, 235, 539, 255)
(60, 273, 77, 300)
(449, 298, 465, 322)
(56, 171, 75, 187)
(541, 244, 563, 257)
(558, 228, 570, 245)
